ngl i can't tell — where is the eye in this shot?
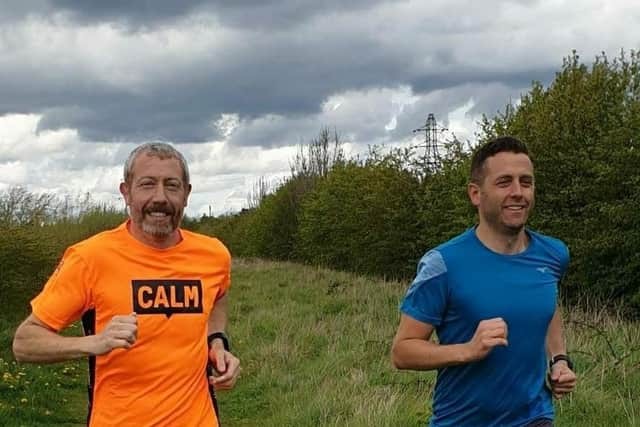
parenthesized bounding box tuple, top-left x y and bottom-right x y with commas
(520, 178, 534, 187)
(166, 181, 181, 191)
(139, 181, 155, 188)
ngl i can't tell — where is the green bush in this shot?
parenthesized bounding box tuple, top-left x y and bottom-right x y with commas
(480, 51, 640, 312)
(298, 159, 421, 278)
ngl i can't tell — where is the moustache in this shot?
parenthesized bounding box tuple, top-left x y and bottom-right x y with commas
(144, 203, 176, 215)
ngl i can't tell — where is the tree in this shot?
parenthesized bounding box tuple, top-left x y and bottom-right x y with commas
(481, 50, 640, 313)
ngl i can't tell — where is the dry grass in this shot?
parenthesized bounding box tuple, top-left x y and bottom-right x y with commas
(1, 258, 638, 426)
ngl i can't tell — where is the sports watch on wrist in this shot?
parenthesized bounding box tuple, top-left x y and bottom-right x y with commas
(549, 354, 573, 371)
(208, 332, 230, 351)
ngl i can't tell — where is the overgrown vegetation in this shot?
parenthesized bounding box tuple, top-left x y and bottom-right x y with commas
(1, 259, 638, 426)
(0, 190, 125, 322)
(197, 51, 640, 314)
(1, 49, 639, 425)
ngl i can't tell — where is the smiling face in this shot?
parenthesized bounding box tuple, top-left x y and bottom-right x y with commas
(119, 152, 191, 247)
(468, 151, 535, 236)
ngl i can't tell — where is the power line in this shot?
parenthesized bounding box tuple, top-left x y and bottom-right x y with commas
(412, 113, 448, 172)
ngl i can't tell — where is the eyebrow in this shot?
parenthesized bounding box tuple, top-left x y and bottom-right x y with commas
(494, 174, 534, 181)
(135, 176, 183, 183)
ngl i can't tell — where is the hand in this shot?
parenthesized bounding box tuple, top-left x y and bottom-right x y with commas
(466, 317, 508, 361)
(208, 345, 240, 390)
(93, 313, 138, 356)
(549, 361, 576, 399)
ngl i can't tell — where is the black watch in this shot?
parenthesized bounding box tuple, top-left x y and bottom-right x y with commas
(549, 354, 573, 371)
(207, 332, 230, 351)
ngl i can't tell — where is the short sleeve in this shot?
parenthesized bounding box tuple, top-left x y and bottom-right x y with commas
(31, 247, 93, 331)
(400, 250, 449, 327)
(559, 242, 570, 276)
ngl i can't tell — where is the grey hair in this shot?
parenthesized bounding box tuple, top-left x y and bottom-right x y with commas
(123, 142, 190, 185)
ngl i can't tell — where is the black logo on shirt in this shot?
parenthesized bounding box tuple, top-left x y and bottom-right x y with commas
(132, 280, 203, 318)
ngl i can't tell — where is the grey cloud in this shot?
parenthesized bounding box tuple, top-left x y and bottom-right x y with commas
(227, 114, 317, 148)
(31, 0, 398, 30)
(5, 27, 552, 145)
(0, 0, 613, 146)
(0, 0, 52, 22)
(1, 21, 415, 143)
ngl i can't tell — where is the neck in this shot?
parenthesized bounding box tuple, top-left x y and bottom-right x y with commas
(474, 222, 528, 255)
(126, 220, 182, 249)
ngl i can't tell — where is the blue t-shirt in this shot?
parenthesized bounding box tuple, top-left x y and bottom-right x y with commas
(400, 227, 570, 427)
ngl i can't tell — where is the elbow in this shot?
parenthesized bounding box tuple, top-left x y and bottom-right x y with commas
(12, 325, 34, 363)
(390, 341, 407, 370)
(12, 333, 27, 363)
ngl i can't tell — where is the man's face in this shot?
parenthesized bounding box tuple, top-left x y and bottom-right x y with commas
(468, 151, 534, 235)
(119, 153, 191, 239)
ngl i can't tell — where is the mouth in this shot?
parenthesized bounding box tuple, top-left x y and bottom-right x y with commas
(145, 211, 173, 218)
(504, 205, 526, 211)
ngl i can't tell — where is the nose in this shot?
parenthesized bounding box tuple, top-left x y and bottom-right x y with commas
(509, 181, 523, 198)
(151, 183, 170, 202)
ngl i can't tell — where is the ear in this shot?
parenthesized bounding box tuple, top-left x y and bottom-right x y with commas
(184, 183, 192, 207)
(119, 182, 131, 205)
(468, 182, 481, 207)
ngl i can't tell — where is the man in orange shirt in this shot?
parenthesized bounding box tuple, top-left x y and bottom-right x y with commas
(13, 142, 240, 427)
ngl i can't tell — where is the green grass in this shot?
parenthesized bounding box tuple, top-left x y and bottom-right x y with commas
(0, 321, 86, 426)
(1, 258, 639, 426)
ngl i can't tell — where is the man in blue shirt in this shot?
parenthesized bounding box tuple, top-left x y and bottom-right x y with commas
(392, 136, 577, 427)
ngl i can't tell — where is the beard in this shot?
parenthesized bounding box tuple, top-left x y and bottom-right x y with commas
(502, 221, 525, 235)
(482, 206, 530, 236)
(142, 218, 176, 237)
(132, 202, 183, 238)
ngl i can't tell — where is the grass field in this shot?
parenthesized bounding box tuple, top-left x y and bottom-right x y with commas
(1, 258, 639, 426)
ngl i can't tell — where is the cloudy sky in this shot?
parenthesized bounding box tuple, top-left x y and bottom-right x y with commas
(1, 0, 638, 217)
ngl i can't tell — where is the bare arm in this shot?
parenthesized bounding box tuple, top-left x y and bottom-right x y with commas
(207, 294, 240, 390)
(13, 314, 98, 363)
(13, 313, 137, 363)
(545, 305, 567, 358)
(545, 305, 577, 398)
(207, 293, 228, 337)
(391, 314, 508, 370)
(392, 315, 470, 369)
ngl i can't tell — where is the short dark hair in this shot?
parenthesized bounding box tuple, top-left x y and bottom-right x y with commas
(470, 136, 530, 184)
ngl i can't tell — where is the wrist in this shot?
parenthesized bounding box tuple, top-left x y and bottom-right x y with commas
(459, 342, 477, 363)
(549, 353, 573, 371)
(208, 332, 230, 351)
(83, 335, 102, 357)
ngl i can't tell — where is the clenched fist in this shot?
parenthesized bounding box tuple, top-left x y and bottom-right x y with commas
(92, 313, 138, 356)
(466, 317, 508, 361)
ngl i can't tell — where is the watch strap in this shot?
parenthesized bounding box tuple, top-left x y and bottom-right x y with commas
(549, 354, 573, 370)
(207, 332, 230, 351)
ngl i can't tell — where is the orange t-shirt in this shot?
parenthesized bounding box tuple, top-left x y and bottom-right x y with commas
(31, 221, 231, 427)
